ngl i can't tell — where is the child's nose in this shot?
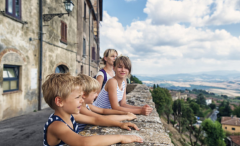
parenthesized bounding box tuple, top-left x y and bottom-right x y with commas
(80, 98, 84, 103)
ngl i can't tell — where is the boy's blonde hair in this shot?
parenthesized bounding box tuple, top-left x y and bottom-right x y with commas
(114, 56, 132, 74)
(42, 73, 83, 109)
(77, 73, 100, 96)
(102, 49, 118, 65)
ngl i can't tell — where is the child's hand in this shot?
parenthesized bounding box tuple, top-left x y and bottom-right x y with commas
(127, 112, 137, 120)
(140, 104, 153, 116)
(120, 122, 139, 131)
(121, 135, 143, 144)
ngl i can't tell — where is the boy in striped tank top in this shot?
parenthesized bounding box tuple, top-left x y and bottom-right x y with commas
(93, 56, 153, 115)
(42, 73, 143, 146)
(75, 74, 137, 132)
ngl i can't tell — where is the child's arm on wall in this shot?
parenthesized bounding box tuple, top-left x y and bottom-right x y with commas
(88, 104, 127, 115)
(107, 79, 143, 114)
(105, 113, 137, 121)
(120, 88, 153, 115)
(74, 109, 139, 130)
(49, 121, 143, 146)
(107, 79, 153, 115)
(88, 104, 137, 121)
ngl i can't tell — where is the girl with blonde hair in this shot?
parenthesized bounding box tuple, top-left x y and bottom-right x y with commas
(96, 49, 118, 91)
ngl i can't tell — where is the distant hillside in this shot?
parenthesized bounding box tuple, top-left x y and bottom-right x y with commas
(136, 70, 240, 82)
(135, 70, 240, 97)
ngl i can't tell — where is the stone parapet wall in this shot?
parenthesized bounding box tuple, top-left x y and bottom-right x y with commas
(79, 84, 173, 146)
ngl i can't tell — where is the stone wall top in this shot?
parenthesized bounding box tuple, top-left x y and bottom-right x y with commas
(79, 84, 174, 146)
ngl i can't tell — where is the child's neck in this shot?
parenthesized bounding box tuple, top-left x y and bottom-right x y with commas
(54, 109, 72, 122)
(114, 76, 125, 88)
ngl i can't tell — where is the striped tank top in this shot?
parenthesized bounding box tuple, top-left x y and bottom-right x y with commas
(43, 114, 79, 146)
(93, 80, 125, 109)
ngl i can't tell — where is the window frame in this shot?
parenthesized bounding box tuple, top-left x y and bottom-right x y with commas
(55, 65, 69, 73)
(92, 47, 95, 60)
(60, 21, 67, 44)
(83, 38, 86, 56)
(5, 0, 22, 20)
(3, 65, 19, 92)
(84, 2, 86, 20)
(232, 127, 235, 131)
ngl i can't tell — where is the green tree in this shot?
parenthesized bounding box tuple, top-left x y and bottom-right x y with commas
(218, 101, 232, 121)
(202, 119, 226, 146)
(190, 102, 200, 115)
(156, 84, 159, 88)
(130, 75, 142, 84)
(163, 88, 172, 124)
(153, 84, 156, 89)
(182, 107, 201, 146)
(209, 103, 216, 110)
(233, 105, 240, 117)
(152, 87, 167, 115)
(196, 93, 206, 106)
(172, 99, 185, 133)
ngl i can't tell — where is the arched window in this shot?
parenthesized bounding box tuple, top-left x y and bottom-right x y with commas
(55, 65, 69, 73)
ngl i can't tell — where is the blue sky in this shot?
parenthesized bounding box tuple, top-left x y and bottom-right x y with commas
(103, 0, 147, 27)
(100, 0, 240, 75)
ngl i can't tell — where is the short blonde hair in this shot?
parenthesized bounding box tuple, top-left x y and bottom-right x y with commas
(77, 73, 100, 96)
(42, 73, 83, 109)
(114, 56, 132, 74)
(102, 49, 118, 65)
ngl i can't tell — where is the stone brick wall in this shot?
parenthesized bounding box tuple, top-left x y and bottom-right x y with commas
(79, 84, 173, 146)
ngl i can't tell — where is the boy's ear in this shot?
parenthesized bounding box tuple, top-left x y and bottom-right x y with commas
(55, 96, 64, 107)
(82, 93, 86, 99)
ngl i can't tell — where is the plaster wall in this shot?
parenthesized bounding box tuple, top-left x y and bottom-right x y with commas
(222, 125, 240, 133)
(41, 0, 79, 107)
(0, 0, 39, 121)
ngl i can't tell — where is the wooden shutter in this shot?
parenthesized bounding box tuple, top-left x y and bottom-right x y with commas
(65, 23, 67, 42)
(60, 21, 67, 43)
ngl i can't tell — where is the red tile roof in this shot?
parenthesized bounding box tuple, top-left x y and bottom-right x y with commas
(229, 135, 240, 145)
(221, 116, 240, 126)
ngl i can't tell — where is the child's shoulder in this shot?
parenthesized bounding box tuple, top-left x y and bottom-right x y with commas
(108, 78, 117, 83)
(47, 120, 70, 135)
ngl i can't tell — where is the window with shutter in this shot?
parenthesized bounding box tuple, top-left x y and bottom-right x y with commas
(3, 65, 20, 92)
(60, 21, 67, 44)
(83, 38, 86, 56)
(92, 47, 95, 60)
(84, 2, 86, 20)
(6, 0, 21, 20)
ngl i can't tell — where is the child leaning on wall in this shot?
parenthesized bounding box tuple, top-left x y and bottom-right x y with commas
(42, 73, 143, 146)
(93, 56, 153, 115)
(75, 73, 136, 131)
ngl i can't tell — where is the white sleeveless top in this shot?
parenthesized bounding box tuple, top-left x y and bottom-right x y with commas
(93, 80, 125, 109)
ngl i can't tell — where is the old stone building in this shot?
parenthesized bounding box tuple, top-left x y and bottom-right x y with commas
(0, 0, 102, 121)
(76, 0, 102, 77)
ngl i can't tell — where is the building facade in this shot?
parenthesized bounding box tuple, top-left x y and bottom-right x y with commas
(221, 116, 240, 133)
(0, 0, 102, 121)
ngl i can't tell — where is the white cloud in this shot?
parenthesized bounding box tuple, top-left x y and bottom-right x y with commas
(100, 1, 240, 75)
(144, 0, 240, 27)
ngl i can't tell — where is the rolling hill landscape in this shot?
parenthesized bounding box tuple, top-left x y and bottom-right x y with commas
(137, 70, 240, 97)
